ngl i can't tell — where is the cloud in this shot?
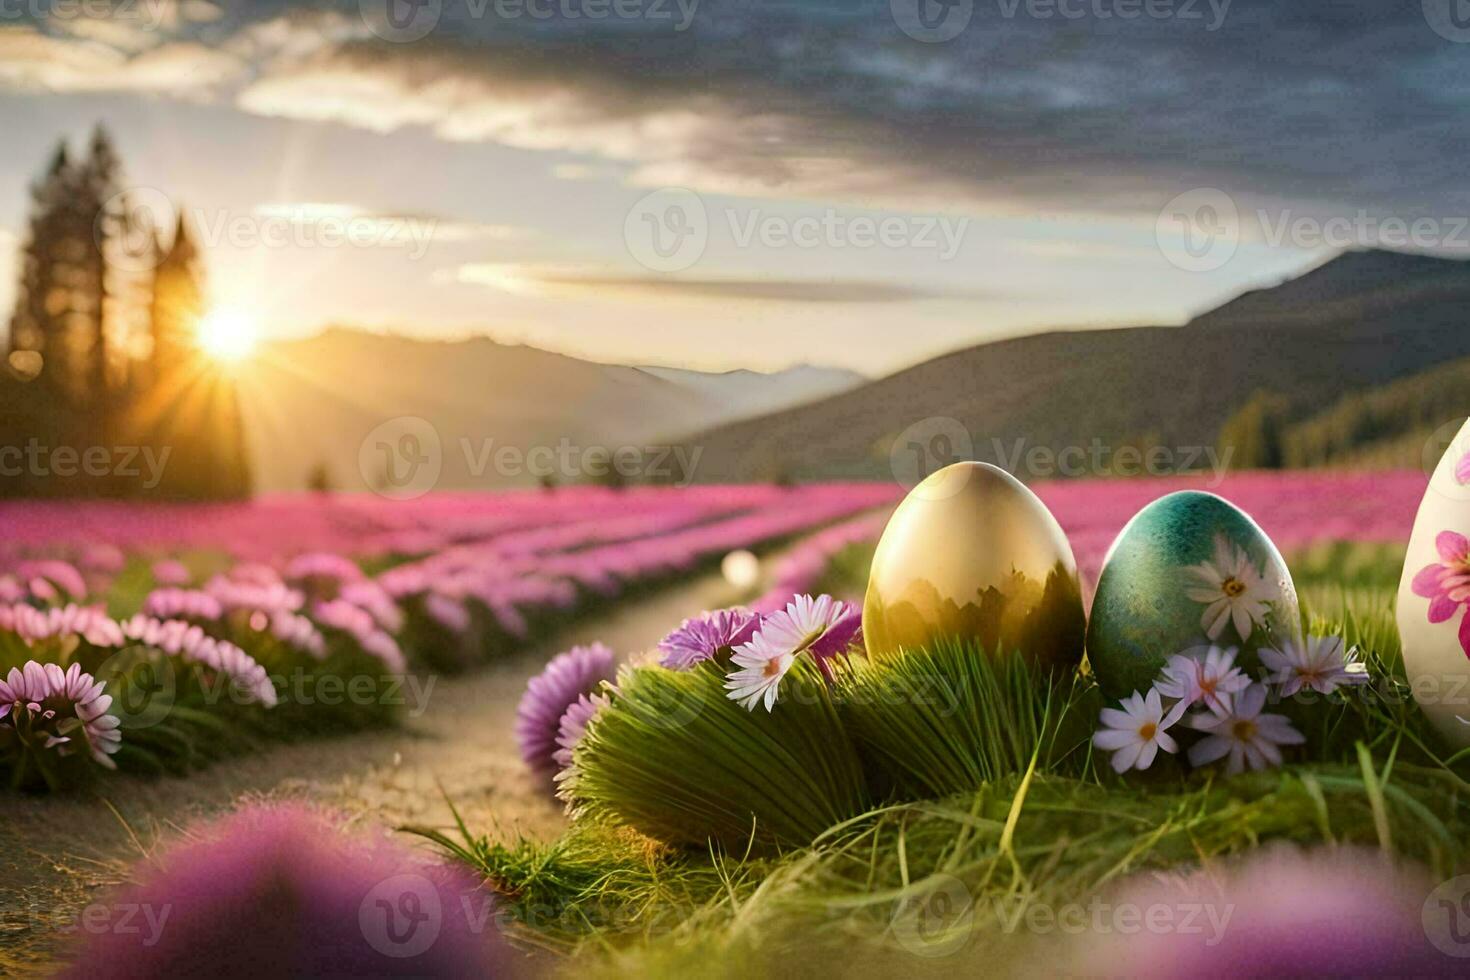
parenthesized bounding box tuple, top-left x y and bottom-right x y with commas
(5, 3, 1470, 221)
(437, 262, 984, 303)
(0, 25, 243, 92)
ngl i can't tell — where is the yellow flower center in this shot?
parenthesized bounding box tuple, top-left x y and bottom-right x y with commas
(1137, 722, 1157, 741)
(1231, 719, 1257, 741)
(763, 658, 783, 678)
(1222, 577, 1247, 598)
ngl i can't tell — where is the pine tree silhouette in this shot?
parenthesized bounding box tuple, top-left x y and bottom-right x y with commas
(3, 128, 253, 500)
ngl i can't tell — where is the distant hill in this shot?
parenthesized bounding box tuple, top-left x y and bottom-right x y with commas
(670, 250, 1470, 483)
(241, 330, 861, 492)
(1279, 354, 1470, 470)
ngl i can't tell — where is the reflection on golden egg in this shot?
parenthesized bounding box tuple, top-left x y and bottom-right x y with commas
(863, 462, 1085, 666)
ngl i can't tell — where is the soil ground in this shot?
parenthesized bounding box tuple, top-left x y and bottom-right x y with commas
(0, 571, 744, 972)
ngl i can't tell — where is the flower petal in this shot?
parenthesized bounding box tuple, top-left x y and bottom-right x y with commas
(1438, 531, 1470, 563)
(1429, 595, 1461, 624)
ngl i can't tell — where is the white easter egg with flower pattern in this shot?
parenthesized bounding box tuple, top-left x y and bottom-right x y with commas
(1397, 419, 1470, 750)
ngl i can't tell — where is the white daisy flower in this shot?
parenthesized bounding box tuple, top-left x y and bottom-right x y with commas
(1155, 645, 1252, 717)
(723, 594, 856, 711)
(1093, 688, 1185, 773)
(724, 642, 796, 712)
(1185, 535, 1276, 641)
(1187, 683, 1304, 774)
(1259, 635, 1368, 698)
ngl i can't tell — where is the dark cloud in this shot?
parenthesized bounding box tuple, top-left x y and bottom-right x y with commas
(7, 1, 1469, 216)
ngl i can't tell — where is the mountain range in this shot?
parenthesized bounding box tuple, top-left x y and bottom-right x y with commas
(242, 330, 862, 492)
(668, 249, 1470, 483)
(243, 249, 1469, 492)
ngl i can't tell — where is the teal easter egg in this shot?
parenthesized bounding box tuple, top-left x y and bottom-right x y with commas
(1086, 491, 1299, 700)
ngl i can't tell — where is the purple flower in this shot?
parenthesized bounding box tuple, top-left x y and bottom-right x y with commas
(13, 559, 88, 600)
(0, 602, 125, 648)
(658, 607, 760, 670)
(121, 615, 277, 708)
(553, 690, 609, 775)
(284, 551, 364, 585)
(143, 588, 224, 622)
(150, 559, 191, 586)
(312, 599, 406, 673)
(0, 661, 122, 772)
(60, 804, 511, 977)
(515, 643, 616, 788)
(1411, 530, 1470, 659)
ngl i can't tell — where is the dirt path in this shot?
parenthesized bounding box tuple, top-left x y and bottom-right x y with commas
(0, 571, 745, 970)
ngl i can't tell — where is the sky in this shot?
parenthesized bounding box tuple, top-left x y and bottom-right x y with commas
(1, 0, 1468, 375)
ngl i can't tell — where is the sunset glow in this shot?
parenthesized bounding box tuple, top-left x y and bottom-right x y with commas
(197, 306, 260, 363)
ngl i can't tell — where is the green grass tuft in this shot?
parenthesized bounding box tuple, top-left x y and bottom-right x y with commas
(840, 641, 1097, 799)
(569, 660, 871, 852)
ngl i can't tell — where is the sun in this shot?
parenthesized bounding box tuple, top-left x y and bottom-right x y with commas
(197, 306, 260, 363)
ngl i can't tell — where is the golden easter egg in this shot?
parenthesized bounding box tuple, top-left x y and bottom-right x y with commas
(863, 462, 1085, 665)
(1398, 419, 1470, 750)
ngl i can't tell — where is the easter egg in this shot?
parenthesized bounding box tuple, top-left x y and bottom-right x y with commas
(1086, 491, 1299, 701)
(863, 462, 1085, 666)
(1397, 421, 1470, 750)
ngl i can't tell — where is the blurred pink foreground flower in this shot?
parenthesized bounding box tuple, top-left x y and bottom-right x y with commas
(1073, 844, 1450, 976)
(61, 804, 517, 978)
